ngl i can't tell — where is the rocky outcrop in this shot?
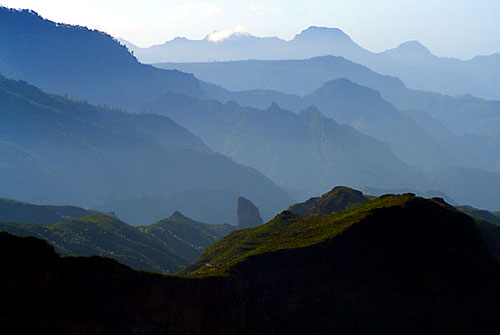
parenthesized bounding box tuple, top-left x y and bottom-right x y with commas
(237, 197, 263, 228)
(288, 186, 369, 216)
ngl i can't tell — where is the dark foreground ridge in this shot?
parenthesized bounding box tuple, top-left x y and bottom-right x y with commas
(2, 193, 500, 334)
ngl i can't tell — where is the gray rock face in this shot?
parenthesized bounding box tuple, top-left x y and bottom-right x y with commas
(238, 197, 264, 228)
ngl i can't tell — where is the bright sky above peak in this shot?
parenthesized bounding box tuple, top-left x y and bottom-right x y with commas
(1, 0, 499, 59)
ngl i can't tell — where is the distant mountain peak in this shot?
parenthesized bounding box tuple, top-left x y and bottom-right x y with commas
(385, 40, 433, 58)
(398, 41, 430, 52)
(294, 26, 353, 43)
(206, 30, 253, 43)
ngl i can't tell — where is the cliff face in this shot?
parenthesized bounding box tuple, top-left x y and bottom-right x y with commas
(2, 194, 500, 334)
(237, 196, 264, 228)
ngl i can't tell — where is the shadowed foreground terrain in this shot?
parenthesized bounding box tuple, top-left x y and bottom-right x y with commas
(2, 193, 500, 334)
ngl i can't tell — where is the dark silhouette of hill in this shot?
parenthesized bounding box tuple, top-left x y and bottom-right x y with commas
(3, 190, 499, 334)
(0, 7, 201, 109)
(455, 205, 500, 262)
(146, 25, 500, 100)
(149, 93, 427, 195)
(0, 75, 293, 221)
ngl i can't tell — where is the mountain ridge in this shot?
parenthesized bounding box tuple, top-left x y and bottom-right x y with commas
(3, 189, 500, 333)
(148, 25, 500, 100)
(0, 74, 293, 222)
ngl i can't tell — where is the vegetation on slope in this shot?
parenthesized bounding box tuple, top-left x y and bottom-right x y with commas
(139, 211, 235, 262)
(0, 215, 186, 273)
(457, 205, 500, 225)
(0, 209, 236, 273)
(182, 193, 460, 276)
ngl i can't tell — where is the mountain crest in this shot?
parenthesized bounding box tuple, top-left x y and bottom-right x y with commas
(294, 26, 353, 43)
(288, 186, 369, 216)
(396, 40, 431, 54)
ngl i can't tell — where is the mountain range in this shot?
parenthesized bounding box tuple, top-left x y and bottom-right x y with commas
(159, 57, 500, 209)
(1, 5, 500, 334)
(148, 92, 427, 195)
(2, 7, 500, 211)
(129, 25, 500, 101)
(3, 187, 500, 333)
(0, 74, 292, 223)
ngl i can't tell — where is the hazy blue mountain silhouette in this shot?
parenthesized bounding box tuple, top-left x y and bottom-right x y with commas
(145, 25, 500, 100)
(202, 77, 458, 171)
(148, 93, 428, 195)
(427, 167, 500, 211)
(2, 7, 499, 213)
(164, 57, 500, 175)
(161, 55, 500, 138)
(128, 26, 368, 64)
(99, 189, 248, 226)
(0, 7, 201, 109)
(0, 75, 292, 222)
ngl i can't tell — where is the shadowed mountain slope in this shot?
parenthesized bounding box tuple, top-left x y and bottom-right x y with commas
(3, 191, 500, 334)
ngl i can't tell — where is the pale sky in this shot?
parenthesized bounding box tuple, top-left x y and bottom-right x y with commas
(1, 0, 499, 59)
